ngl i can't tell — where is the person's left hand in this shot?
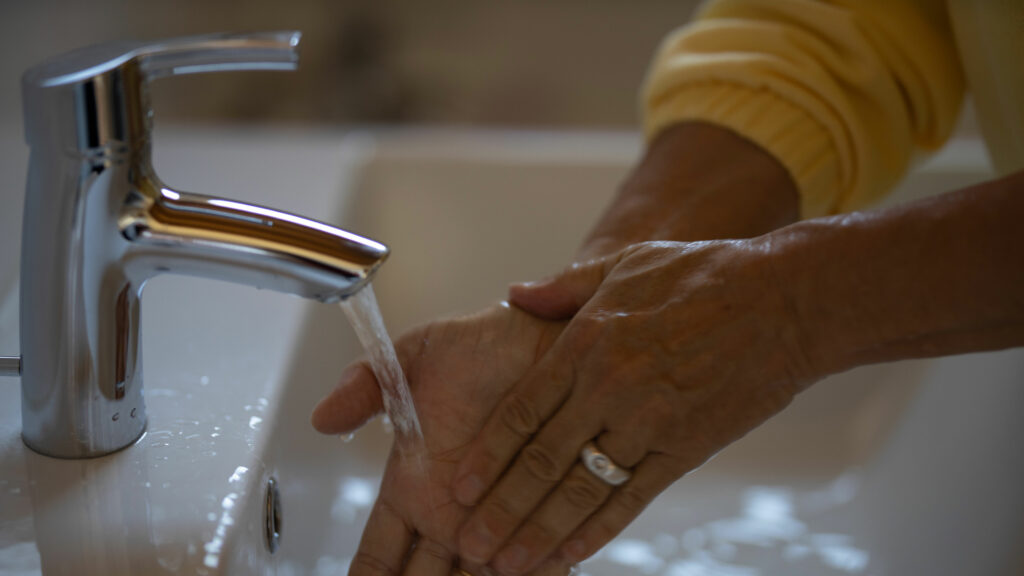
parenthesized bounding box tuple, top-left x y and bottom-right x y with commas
(312, 303, 576, 576)
(449, 240, 824, 575)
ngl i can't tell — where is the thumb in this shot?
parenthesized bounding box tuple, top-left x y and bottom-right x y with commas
(311, 360, 383, 435)
(509, 255, 618, 320)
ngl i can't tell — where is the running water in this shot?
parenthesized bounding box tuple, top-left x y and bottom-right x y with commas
(340, 285, 440, 538)
(339, 285, 426, 457)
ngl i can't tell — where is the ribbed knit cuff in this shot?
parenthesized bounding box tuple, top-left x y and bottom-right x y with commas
(645, 82, 842, 218)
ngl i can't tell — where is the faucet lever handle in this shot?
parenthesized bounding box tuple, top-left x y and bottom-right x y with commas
(137, 31, 301, 79)
(22, 31, 301, 151)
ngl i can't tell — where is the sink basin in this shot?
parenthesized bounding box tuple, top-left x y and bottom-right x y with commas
(2, 127, 1023, 575)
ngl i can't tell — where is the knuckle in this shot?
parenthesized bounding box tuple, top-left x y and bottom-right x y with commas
(621, 241, 667, 265)
(499, 394, 541, 438)
(518, 518, 559, 547)
(565, 315, 609, 355)
(519, 443, 562, 483)
(482, 492, 521, 526)
(350, 551, 399, 576)
(610, 485, 650, 518)
(414, 539, 452, 563)
(562, 469, 610, 510)
(644, 388, 678, 425)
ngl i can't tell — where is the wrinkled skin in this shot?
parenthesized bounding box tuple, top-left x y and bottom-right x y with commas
(451, 240, 815, 575)
(314, 122, 806, 576)
(312, 304, 574, 576)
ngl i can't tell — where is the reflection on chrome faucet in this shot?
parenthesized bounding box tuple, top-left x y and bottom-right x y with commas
(18, 32, 388, 459)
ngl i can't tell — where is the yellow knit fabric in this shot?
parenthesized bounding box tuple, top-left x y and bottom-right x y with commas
(644, 0, 967, 217)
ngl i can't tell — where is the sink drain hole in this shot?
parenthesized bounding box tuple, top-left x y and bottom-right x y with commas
(265, 476, 282, 554)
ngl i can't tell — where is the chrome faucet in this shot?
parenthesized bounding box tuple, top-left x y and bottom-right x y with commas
(15, 32, 388, 459)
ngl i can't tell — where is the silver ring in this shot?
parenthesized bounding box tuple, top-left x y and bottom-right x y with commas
(580, 441, 632, 486)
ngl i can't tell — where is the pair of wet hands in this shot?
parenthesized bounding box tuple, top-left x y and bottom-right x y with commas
(311, 240, 806, 576)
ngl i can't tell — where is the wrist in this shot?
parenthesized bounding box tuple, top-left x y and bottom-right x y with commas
(756, 218, 864, 379)
(762, 171, 1024, 376)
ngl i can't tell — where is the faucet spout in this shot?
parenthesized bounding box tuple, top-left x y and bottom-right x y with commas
(122, 182, 388, 303)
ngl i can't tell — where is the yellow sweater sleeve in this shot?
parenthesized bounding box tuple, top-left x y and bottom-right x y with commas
(643, 0, 965, 217)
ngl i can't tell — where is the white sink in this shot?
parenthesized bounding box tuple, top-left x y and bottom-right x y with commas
(1, 128, 1023, 575)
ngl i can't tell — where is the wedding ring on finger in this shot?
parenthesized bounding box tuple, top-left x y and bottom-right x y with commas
(579, 441, 632, 486)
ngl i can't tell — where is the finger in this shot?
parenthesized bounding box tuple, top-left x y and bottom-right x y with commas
(451, 365, 578, 506)
(508, 254, 620, 320)
(403, 537, 454, 576)
(349, 498, 414, 576)
(455, 254, 625, 503)
(492, 433, 648, 575)
(559, 453, 680, 564)
(312, 361, 383, 434)
(457, 395, 603, 565)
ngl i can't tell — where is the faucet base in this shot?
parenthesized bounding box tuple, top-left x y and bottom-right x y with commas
(21, 419, 148, 460)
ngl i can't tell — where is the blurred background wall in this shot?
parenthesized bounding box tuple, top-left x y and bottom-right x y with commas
(0, 0, 703, 130)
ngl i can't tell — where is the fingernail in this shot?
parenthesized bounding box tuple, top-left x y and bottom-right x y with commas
(460, 524, 493, 564)
(495, 544, 530, 574)
(563, 540, 586, 562)
(454, 473, 484, 504)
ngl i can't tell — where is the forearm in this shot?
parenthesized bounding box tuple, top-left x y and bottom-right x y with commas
(771, 170, 1024, 377)
(578, 122, 799, 260)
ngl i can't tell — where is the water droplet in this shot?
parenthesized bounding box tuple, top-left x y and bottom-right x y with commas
(340, 433, 355, 443)
(200, 375, 210, 386)
(228, 466, 249, 483)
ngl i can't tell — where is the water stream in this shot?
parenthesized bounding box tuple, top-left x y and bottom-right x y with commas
(340, 284, 443, 541)
(339, 285, 426, 457)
